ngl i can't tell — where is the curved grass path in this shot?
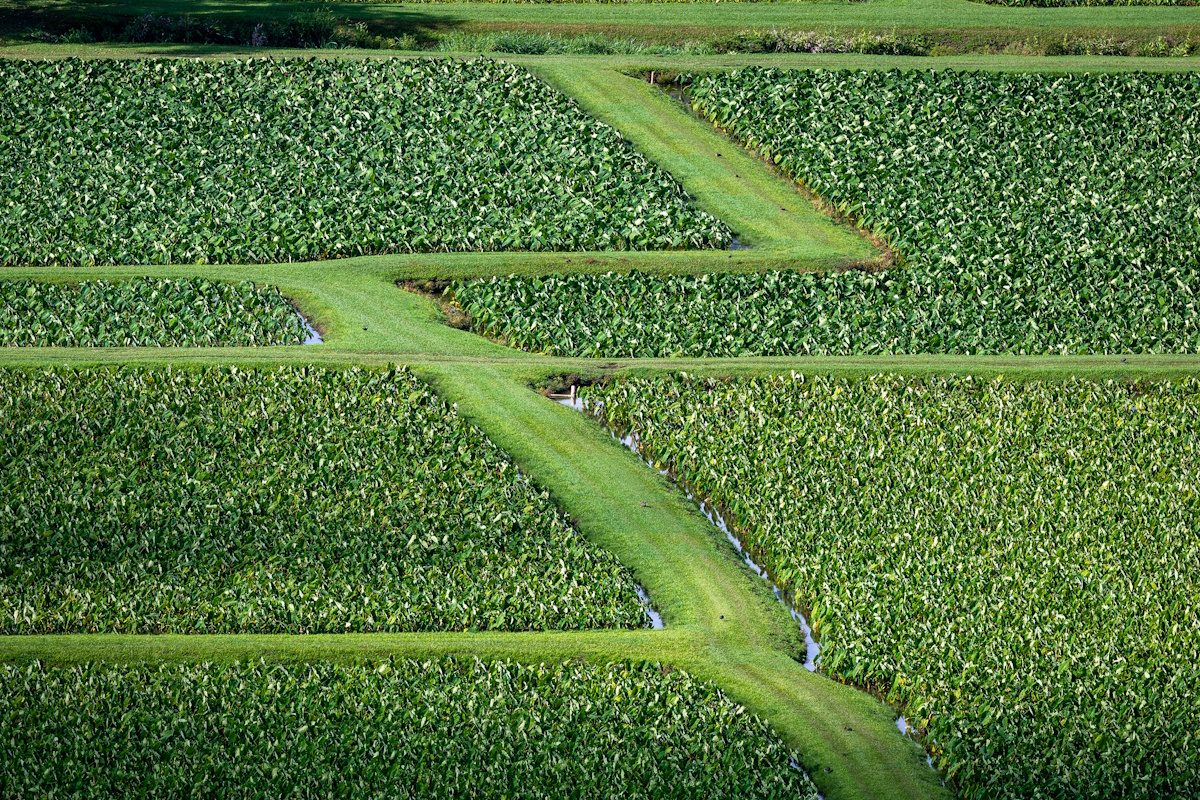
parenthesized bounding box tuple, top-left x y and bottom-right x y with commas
(4, 47, 1200, 800)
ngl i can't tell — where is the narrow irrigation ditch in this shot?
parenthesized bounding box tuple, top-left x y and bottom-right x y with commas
(552, 388, 944, 782)
(296, 310, 323, 345)
(554, 392, 820, 667)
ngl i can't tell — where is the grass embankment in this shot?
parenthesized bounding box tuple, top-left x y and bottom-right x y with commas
(530, 63, 878, 260)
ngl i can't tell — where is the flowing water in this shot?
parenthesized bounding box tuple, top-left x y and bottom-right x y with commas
(636, 585, 665, 629)
(297, 312, 322, 345)
(556, 395, 820, 670)
(555, 393, 945, 779)
(554, 396, 666, 629)
(897, 716, 939, 773)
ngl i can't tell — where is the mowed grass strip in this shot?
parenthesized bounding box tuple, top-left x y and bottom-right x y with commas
(0, 57, 729, 266)
(582, 374, 1200, 799)
(0, 278, 306, 347)
(0, 365, 646, 633)
(0, 657, 818, 799)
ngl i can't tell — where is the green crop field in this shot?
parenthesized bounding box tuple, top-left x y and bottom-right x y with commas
(455, 69, 1200, 357)
(0, 658, 818, 799)
(452, 269, 919, 357)
(0, 57, 727, 266)
(0, 278, 306, 346)
(2, 4, 1199, 797)
(581, 374, 1200, 799)
(0, 365, 646, 633)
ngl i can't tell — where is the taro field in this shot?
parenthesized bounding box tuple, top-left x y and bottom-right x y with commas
(0, 366, 647, 633)
(453, 70, 1200, 357)
(0, 278, 307, 347)
(0, 58, 729, 266)
(2, 21, 1199, 800)
(0, 658, 818, 799)
(581, 374, 1200, 799)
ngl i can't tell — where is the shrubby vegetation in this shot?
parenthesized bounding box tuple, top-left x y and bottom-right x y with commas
(1042, 32, 1198, 55)
(0, 58, 728, 266)
(0, 278, 305, 347)
(120, 9, 352, 48)
(582, 374, 1200, 799)
(435, 30, 701, 55)
(709, 28, 931, 55)
(39, 15, 1198, 56)
(436, 28, 932, 56)
(0, 658, 819, 799)
(0, 366, 646, 633)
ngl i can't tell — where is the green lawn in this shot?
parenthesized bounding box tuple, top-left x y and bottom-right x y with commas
(6, 0, 1200, 35)
(4, 0, 1200, 54)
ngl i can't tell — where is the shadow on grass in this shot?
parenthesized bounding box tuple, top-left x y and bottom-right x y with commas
(0, 0, 468, 45)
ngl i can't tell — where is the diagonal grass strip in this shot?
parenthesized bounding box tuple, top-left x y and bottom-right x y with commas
(453, 70, 1200, 357)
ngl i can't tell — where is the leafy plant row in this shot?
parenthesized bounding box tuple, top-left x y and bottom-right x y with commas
(0, 365, 646, 633)
(0, 658, 818, 799)
(451, 269, 960, 358)
(0, 58, 729, 266)
(456, 70, 1200, 356)
(581, 374, 1200, 800)
(0, 278, 306, 347)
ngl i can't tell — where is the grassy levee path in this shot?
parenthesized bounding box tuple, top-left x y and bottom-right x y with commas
(529, 63, 877, 261)
(3, 47, 1200, 800)
(432, 364, 948, 800)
